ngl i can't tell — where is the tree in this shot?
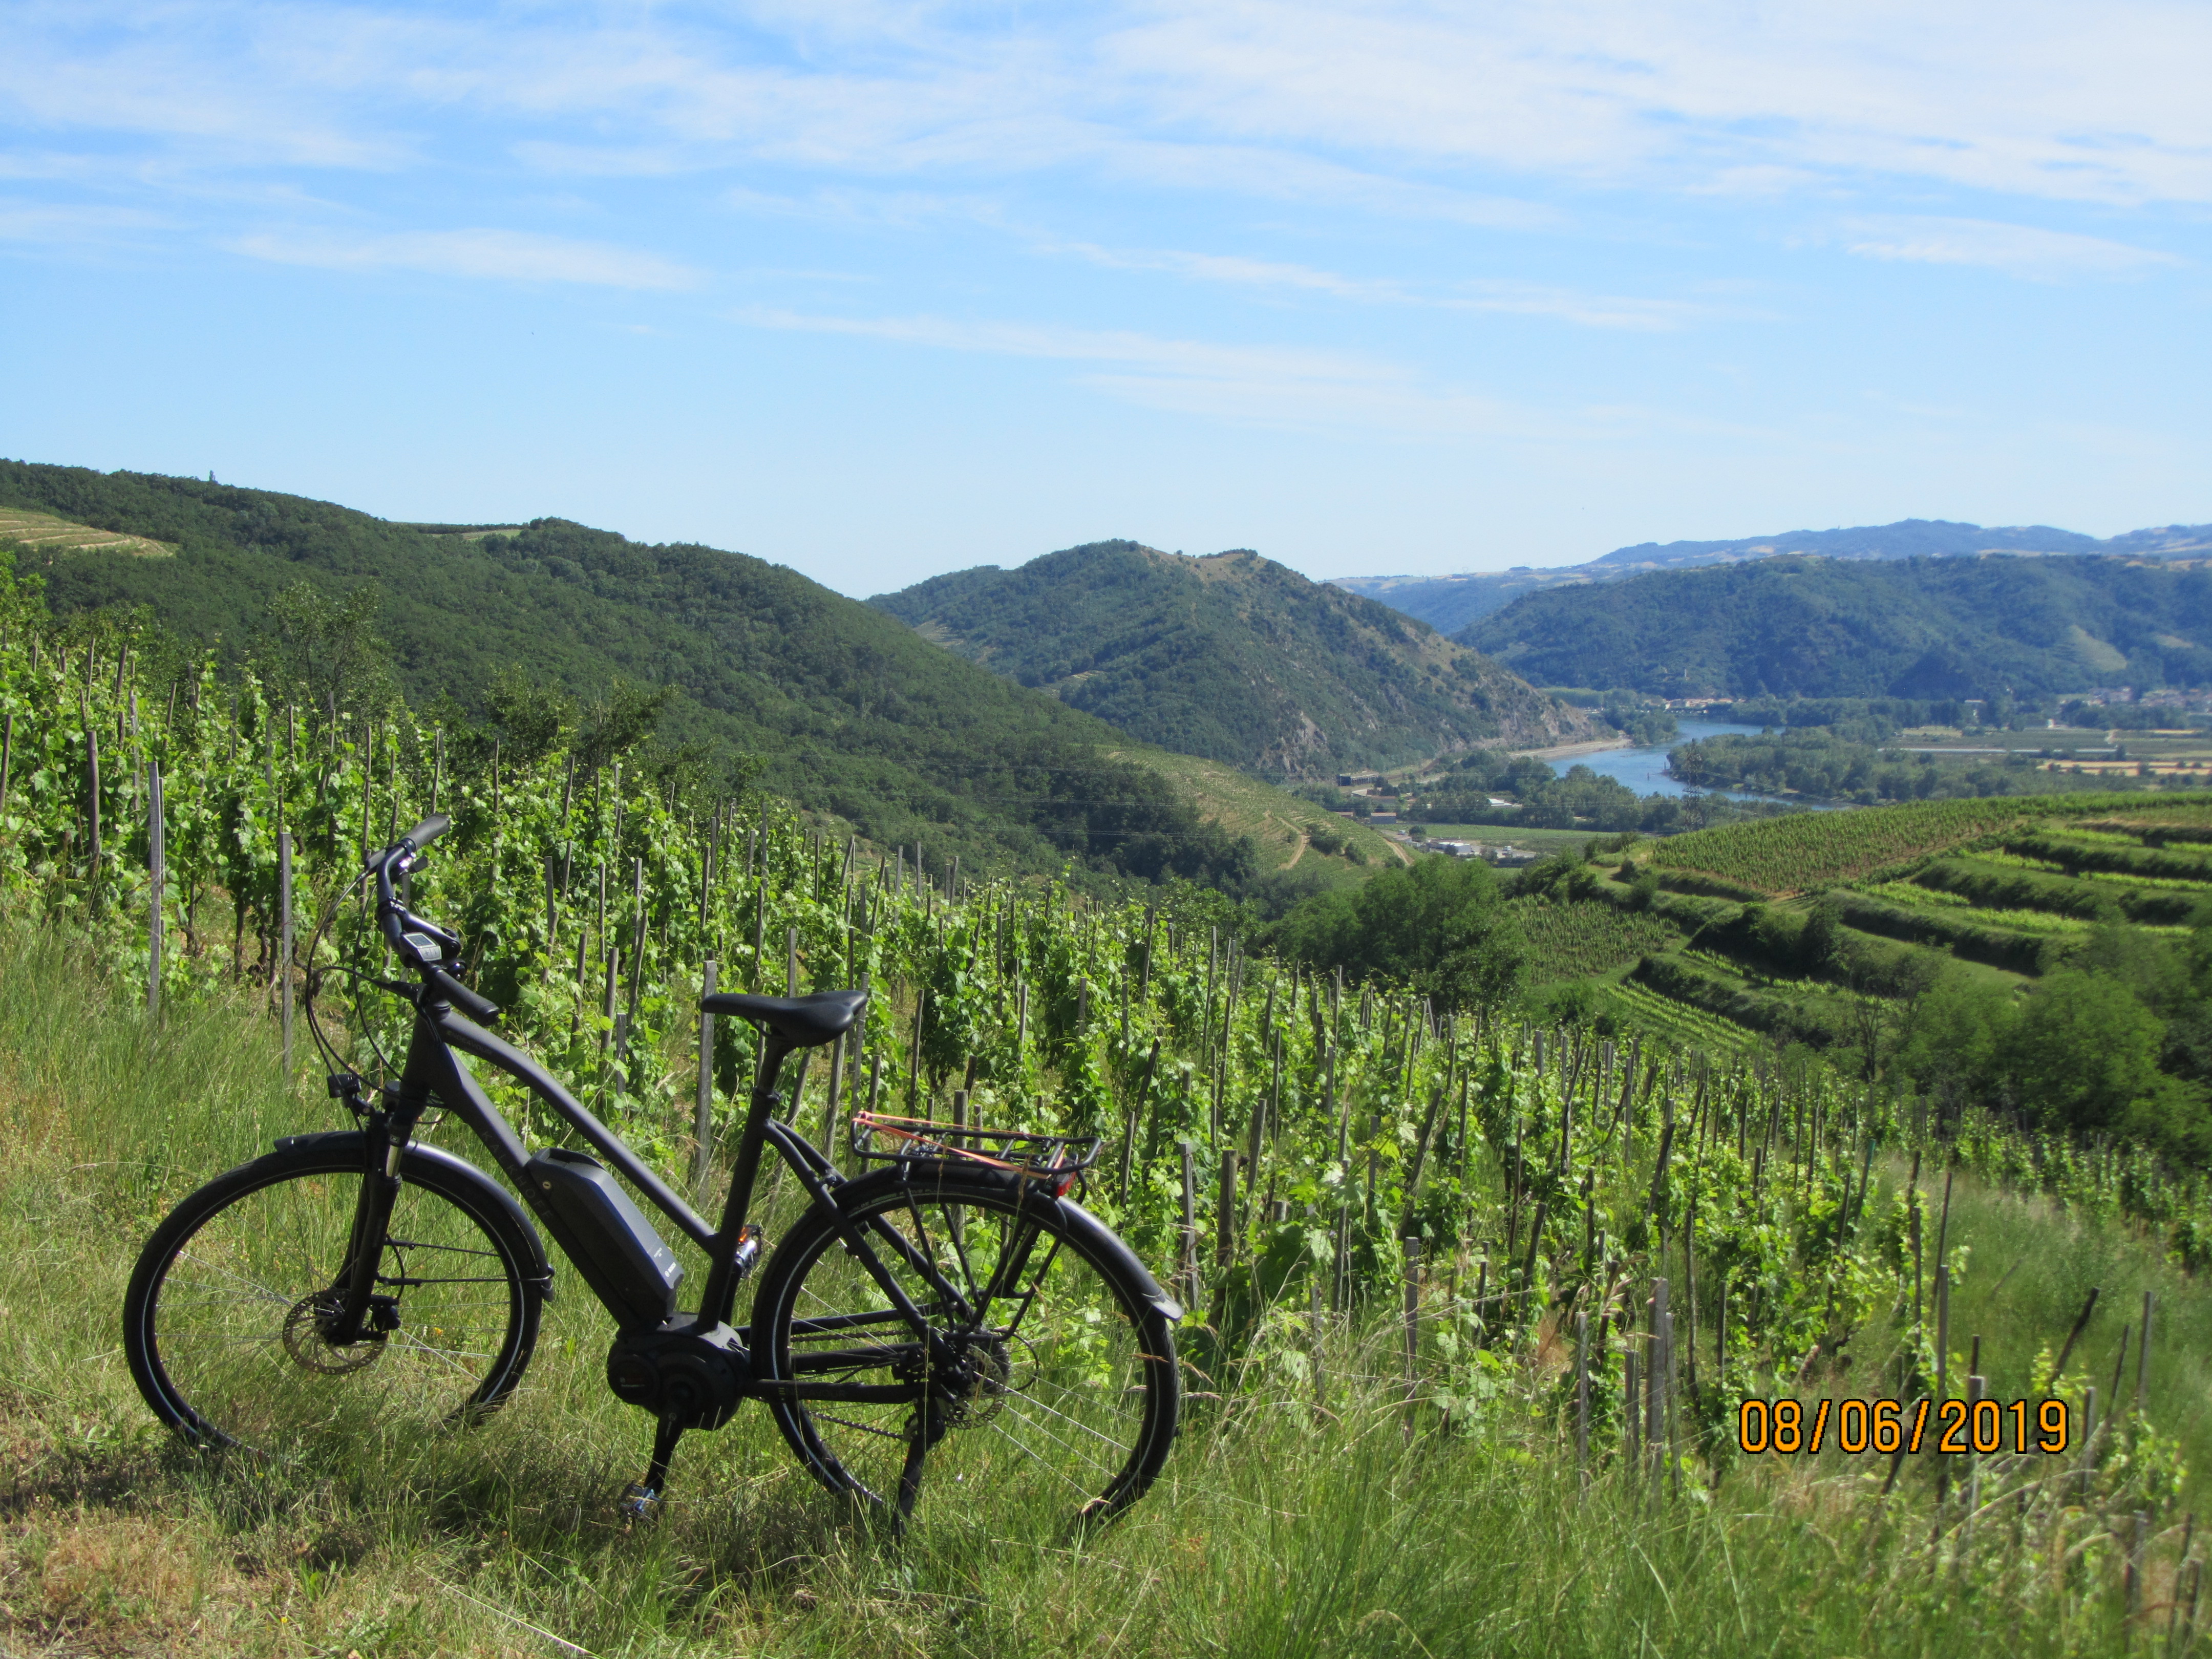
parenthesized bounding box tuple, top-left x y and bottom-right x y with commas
(1798, 898, 1844, 975)
(264, 580, 397, 735)
(573, 678, 676, 772)
(482, 663, 575, 765)
(1892, 965, 2018, 1103)
(1271, 854, 1524, 1012)
(2006, 970, 2166, 1136)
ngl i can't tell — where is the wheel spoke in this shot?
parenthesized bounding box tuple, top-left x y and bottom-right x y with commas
(130, 1157, 537, 1456)
(761, 1175, 1174, 1523)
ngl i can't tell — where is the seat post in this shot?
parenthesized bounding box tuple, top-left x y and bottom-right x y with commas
(699, 1034, 794, 1325)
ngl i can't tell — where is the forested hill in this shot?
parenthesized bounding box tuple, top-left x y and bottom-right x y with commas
(868, 541, 1585, 777)
(0, 460, 1257, 884)
(1459, 552, 2212, 701)
(1337, 518, 2212, 635)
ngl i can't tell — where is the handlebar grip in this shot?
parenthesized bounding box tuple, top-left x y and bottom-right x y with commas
(426, 967, 500, 1026)
(403, 813, 452, 852)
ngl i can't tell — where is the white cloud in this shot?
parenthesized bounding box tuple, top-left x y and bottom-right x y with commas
(13, 0, 2212, 211)
(1052, 241, 1714, 330)
(1097, 0, 2212, 206)
(1841, 216, 2183, 280)
(229, 227, 701, 288)
(730, 303, 1629, 437)
(0, 200, 169, 245)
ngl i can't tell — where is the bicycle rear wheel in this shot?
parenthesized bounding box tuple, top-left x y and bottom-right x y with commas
(123, 1140, 544, 1457)
(752, 1162, 1180, 1523)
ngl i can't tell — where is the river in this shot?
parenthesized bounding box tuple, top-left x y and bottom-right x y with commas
(1543, 717, 1832, 806)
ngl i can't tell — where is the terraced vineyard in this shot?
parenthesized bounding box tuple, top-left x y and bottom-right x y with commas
(1652, 791, 2212, 894)
(1564, 791, 2212, 1061)
(1596, 976, 1757, 1052)
(0, 505, 172, 558)
(1508, 896, 1679, 981)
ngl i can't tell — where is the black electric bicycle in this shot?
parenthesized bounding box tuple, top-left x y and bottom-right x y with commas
(122, 815, 1182, 1524)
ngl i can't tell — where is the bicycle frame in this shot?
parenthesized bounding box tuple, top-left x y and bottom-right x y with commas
(326, 823, 975, 1408)
(344, 973, 969, 1368)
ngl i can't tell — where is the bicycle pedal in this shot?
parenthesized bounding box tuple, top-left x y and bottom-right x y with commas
(618, 1482, 661, 1522)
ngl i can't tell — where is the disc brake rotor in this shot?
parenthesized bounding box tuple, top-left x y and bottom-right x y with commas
(281, 1293, 387, 1375)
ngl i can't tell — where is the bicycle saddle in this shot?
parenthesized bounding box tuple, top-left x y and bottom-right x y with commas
(700, 989, 866, 1048)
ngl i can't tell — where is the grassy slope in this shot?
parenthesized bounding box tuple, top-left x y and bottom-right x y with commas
(1101, 745, 1409, 869)
(871, 541, 1587, 776)
(0, 931, 2193, 1657)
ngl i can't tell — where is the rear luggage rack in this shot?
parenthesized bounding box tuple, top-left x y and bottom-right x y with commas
(848, 1111, 1101, 1184)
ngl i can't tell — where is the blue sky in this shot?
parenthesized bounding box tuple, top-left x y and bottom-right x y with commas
(3, 2, 2208, 598)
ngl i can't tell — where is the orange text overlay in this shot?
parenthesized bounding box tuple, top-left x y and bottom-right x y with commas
(1734, 1397, 2070, 1457)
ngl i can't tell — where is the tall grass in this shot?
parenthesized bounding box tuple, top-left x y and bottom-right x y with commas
(0, 926, 2199, 1657)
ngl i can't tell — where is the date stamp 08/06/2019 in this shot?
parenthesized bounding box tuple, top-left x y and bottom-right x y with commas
(1735, 1397, 2072, 1457)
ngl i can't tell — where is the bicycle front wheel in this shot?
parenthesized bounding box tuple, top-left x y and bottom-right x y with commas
(753, 1162, 1181, 1523)
(123, 1139, 544, 1457)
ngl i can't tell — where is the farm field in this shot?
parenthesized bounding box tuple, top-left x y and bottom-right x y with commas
(1653, 790, 2212, 895)
(1595, 975, 1759, 1052)
(1507, 896, 1680, 981)
(1860, 882, 2100, 935)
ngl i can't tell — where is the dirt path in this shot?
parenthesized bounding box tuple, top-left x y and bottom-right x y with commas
(1282, 828, 1309, 868)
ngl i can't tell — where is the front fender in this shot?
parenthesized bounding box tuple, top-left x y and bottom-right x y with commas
(274, 1129, 552, 1293)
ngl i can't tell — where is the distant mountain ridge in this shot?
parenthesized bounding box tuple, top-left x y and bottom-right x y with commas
(1334, 518, 2212, 636)
(1459, 552, 2212, 702)
(869, 540, 1587, 777)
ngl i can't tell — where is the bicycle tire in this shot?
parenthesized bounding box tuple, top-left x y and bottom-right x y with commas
(752, 1161, 1180, 1523)
(123, 1140, 544, 1456)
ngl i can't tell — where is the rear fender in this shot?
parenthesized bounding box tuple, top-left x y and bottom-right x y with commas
(833, 1162, 1183, 1324)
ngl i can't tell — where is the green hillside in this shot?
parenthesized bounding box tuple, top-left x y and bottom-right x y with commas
(0, 460, 1260, 885)
(870, 541, 1585, 777)
(1502, 790, 2212, 1160)
(1460, 552, 2212, 700)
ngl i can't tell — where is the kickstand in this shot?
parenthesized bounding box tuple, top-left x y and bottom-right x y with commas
(894, 1395, 943, 1528)
(893, 1429, 927, 1528)
(621, 1415, 686, 1522)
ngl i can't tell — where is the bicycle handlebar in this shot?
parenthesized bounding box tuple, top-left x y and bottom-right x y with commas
(365, 813, 498, 1023)
(425, 966, 501, 1025)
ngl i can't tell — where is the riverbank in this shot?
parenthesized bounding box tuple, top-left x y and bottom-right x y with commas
(1507, 735, 1634, 763)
